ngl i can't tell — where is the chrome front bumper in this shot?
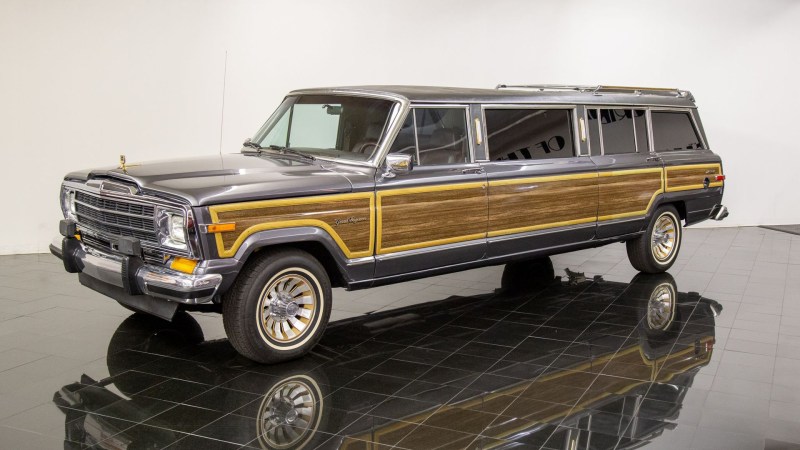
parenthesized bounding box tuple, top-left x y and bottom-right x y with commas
(51, 236, 221, 304)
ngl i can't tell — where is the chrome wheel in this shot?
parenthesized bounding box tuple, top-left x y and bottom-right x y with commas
(646, 283, 676, 330)
(651, 214, 677, 263)
(258, 273, 317, 344)
(258, 376, 321, 449)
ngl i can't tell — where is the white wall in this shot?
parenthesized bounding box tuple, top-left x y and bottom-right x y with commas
(1, 0, 798, 254)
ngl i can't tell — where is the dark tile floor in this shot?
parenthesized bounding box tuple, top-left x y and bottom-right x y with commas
(0, 226, 799, 449)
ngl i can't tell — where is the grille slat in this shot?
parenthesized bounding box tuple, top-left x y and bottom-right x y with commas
(74, 191, 158, 245)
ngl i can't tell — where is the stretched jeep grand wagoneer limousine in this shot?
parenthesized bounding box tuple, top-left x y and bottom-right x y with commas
(51, 84, 728, 363)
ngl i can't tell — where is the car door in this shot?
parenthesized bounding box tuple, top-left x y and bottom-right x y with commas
(587, 108, 664, 238)
(374, 105, 488, 278)
(479, 105, 598, 259)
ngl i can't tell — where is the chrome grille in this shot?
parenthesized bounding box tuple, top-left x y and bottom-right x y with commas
(74, 191, 158, 245)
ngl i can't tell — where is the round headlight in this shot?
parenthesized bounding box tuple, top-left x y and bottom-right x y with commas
(168, 214, 186, 245)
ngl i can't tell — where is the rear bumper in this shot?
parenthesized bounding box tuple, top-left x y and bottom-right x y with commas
(709, 204, 729, 221)
(51, 235, 222, 305)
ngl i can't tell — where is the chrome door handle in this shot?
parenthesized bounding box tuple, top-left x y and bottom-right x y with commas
(646, 156, 662, 162)
(462, 168, 485, 175)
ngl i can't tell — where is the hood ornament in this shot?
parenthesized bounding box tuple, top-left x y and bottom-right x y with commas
(118, 154, 139, 173)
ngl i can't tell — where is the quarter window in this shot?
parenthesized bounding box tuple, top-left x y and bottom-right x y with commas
(485, 109, 574, 161)
(387, 108, 470, 165)
(651, 111, 704, 151)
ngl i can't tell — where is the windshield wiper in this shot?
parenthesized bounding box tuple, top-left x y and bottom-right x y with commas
(242, 140, 315, 161)
(280, 148, 316, 161)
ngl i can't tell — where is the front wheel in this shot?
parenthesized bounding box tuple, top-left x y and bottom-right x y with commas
(223, 249, 332, 364)
(626, 206, 682, 273)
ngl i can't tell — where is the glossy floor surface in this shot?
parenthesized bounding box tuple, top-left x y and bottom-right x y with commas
(0, 227, 799, 449)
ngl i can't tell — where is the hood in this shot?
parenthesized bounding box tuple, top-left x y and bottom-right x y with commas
(65, 153, 365, 206)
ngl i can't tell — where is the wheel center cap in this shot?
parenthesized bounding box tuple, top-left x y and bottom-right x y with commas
(270, 294, 298, 321)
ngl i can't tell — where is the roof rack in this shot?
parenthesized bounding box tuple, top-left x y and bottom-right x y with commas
(495, 84, 689, 98)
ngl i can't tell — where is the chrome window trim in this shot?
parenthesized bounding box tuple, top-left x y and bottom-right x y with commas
(391, 104, 476, 166)
(479, 104, 579, 161)
(631, 108, 648, 154)
(647, 107, 708, 151)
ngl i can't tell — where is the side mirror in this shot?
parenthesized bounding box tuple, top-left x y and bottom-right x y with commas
(385, 154, 413, 177)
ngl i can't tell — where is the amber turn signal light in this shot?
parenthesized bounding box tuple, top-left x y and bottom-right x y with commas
(206, 223, 236, 233)
(170, 257, 198, 274)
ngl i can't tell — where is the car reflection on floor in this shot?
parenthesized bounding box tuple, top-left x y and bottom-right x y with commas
(53, 258, 720, 450)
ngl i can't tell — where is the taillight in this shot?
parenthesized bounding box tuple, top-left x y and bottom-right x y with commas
(715, 175, 726, 182)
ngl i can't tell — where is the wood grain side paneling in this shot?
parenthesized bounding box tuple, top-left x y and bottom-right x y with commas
(377, 183, 487, 254)
(209, 193, 374, 258)
(487, 175, 598, 237)
(597, 169, 663, 221)
(666, 163, 723, 192)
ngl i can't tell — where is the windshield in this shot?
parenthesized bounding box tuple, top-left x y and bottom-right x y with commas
(249, 94, 397, 162)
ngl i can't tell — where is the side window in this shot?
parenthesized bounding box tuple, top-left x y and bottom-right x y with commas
(651, 111, 705, 151)
(633, 109, 649, 153)
(485, 108, 574, 161)
(388, 108, 470, 165)
(599, 109, 636, 155)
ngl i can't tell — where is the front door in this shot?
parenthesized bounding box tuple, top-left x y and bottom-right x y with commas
(587, 108, 664, 238)
(374, 105, 488, 278)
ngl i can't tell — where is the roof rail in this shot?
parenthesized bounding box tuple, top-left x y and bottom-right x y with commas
(495, 84, 689, 98)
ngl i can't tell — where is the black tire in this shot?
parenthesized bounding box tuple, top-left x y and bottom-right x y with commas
(626, 205, 682, 273)
(222, 249, 331, 364)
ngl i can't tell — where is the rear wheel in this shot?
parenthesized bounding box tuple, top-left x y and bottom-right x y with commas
(223, 249, 332, 364)
(626, 206, 682, 273)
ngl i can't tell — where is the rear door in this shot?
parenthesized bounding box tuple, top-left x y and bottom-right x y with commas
(651, 109, 724, 225)
(374, 105, 488, 278)
(587, 108, 664, 238)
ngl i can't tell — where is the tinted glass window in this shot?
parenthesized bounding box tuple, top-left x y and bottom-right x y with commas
(387, 108, 470, 165)
(485, 109, 574, 161)
(651, 111, 704, 151)
(633, 110, 649, 153)
(415, 108, 469, 165)
(587, 109, 601, 156)
(600, 109, 636, 155)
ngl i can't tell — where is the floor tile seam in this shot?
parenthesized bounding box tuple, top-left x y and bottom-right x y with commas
(389, 280, 602, 448)
(0, 350, 52, 374)
(611, 299, 704, 449)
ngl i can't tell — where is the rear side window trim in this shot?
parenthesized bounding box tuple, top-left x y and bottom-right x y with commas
(479, 104, 579, 161)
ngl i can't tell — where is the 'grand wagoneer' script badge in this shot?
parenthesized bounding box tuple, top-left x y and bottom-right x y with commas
(334, 217, 367, 226)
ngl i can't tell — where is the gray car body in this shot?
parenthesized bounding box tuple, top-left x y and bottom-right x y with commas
(62, 85, 723, 296)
